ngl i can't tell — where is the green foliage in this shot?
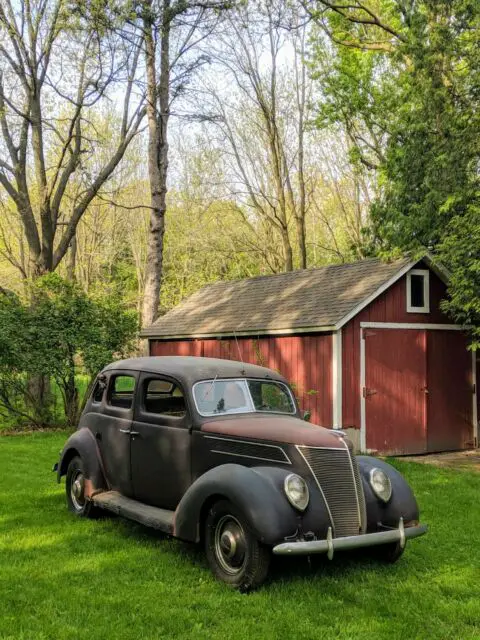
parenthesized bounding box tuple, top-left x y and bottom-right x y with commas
(310, 34, 395, 171)
(160, 197, 263, 310)
(0, 274, 137, 428)
(311, 0, 480, 342)
(369, 1, 480, 248)
(439, 207, 480, 348)
(29, 273, 137, 378)
(368, 1, 480, 341)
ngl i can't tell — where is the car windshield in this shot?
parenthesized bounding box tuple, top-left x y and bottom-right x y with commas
(193, 378, 296, 417)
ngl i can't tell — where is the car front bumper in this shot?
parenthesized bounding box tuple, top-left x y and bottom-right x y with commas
(272, 518, 427, 558)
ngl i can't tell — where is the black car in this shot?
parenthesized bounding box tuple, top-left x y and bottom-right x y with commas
(55, 356, 427, 591)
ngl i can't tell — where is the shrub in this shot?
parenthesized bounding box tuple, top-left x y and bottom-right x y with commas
(0, 274, 138, 428)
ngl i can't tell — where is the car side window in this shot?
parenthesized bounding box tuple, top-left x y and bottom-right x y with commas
(91, 376, 107, 403)
(108, 375, 136, 410)
(144, 378, 186, 418)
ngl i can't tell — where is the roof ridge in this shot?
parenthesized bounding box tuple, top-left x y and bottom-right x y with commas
(191, 255, 408, 292)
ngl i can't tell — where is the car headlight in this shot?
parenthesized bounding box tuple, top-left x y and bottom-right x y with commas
(369, 468, 392, 503)
(284, 473, 309, 512)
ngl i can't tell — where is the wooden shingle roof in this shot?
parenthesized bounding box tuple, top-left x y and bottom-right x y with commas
(141, 256, 417, 339)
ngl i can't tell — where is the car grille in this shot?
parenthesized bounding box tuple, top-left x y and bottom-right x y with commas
(297, 445, 366, 538)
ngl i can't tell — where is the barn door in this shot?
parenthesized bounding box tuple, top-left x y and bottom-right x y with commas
(363, 329, 427, 455)
(426, 331, 473, 451)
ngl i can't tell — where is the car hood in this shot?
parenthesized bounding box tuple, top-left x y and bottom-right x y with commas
(201, 414, 345, 448)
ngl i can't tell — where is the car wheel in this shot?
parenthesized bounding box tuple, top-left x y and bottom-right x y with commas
(65, 456, 98, 518)
(205, 499, 271, 592)
(371, 541, 405, 563)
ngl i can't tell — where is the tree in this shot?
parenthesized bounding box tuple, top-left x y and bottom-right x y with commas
(201, 1, 314, 272)
(0, 0, 144, 279)
(439, 207, 480, 347)
(140, 0, 228, 329)
(307, 0, 480, 341)
(0, 274, 137, 428)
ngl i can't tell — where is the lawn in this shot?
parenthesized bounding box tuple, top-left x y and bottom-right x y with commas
(0, 433, 479, 640)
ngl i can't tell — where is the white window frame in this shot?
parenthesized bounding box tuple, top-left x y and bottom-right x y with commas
(406, 269, 430, 313)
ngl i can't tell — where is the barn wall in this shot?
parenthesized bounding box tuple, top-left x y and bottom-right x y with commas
(342, 267, 451, 430)
(150, 340, 202, 357)
(150, 334, 333, 426)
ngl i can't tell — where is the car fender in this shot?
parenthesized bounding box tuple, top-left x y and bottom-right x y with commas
(357, 456, 420, 530)
(174, 464, 313, 545)
(57, 428, 107, 496)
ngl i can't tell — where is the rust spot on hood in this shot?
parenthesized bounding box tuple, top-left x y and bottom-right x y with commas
(201, 415, 345, 448)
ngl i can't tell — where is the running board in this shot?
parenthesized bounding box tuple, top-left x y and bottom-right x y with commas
(92, 491, 174, 534)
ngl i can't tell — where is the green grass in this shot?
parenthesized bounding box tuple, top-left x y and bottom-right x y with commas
(0, 433, 479, 640)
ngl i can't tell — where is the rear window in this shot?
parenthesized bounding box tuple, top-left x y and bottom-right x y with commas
(108, 375, 135, 409)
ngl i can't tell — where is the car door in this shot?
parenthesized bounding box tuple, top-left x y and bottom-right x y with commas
(92, 371, 137, 496)
(130, 373, 192, 510)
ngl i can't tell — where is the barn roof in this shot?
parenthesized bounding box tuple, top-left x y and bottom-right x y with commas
(141, 255, 445, 339)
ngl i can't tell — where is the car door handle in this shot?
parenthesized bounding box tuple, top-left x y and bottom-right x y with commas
(119, 429, 140, 436)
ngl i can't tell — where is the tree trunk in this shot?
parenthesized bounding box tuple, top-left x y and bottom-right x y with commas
(64, 379, 79, 427)
(66, 235, 77, 281)
(26, 374, 52, 426)
(141, 0, 171, 330)
(281, 225, 294, 271)
(295, 215, 307, 269)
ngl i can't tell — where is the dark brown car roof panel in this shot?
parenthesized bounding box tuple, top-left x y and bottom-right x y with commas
(103, 356, 287, 385)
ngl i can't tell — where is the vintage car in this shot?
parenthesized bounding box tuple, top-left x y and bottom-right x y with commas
(55, 356, 427, 591)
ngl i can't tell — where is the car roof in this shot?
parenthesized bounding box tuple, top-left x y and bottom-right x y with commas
(102, 356, 287, 385)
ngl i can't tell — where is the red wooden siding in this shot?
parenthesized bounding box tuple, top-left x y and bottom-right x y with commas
(362, 328, 474, 454)
(426, 331, 473, 451)
(342, 267, 452, 429)
(364, 329, 427, 455)
(151, 340, 202, 357)
(150, 334, 333, 426)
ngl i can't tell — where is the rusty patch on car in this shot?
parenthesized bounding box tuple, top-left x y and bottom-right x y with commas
(201, 415, 344, 448)
(84, 478, 95, 498)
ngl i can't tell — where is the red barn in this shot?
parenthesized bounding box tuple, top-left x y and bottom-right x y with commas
(141, 255, 478, 455)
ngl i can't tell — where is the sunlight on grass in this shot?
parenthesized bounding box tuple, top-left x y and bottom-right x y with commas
(0, 433, 479, 640)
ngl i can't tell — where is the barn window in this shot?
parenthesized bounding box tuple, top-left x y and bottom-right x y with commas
(407, 269, 430, 313)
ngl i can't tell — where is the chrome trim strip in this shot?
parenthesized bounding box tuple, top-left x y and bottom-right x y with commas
(342, 439, 363, 531)
(295, 445, 335, 533)
(326, 527, 334, 560)
(295, 445, 348, 450)
(399, 517, 406, 549)
(204, 435, 291, 464)
(210, 449, 292, 465)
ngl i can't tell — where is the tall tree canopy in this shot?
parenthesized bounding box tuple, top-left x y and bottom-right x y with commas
(0, 0, 144, 278)
(308, 0, 480, 343)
